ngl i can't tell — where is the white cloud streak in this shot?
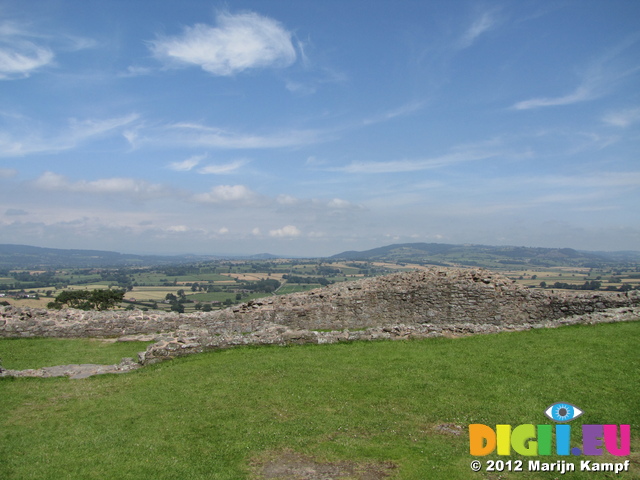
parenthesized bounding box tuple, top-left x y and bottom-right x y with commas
(362, 100, 426, 126)
(0, 113, 139, 157)
(603, 107, 640, 127)
(158, 122, 325, 149)
(33, 171, 168, 199)
(513, 38, 640, 110)
(333, 146, 501, 174)
(150, 11, 297, 76)
(512, 83, 596, 110)
(168, 153, 207, 171)
(458, 11, 498, 49)
(0, 22, 54, 79)
(198, 159, 247, 174)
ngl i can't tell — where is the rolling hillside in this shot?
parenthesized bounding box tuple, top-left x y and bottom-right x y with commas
(331, 242, 640, 268)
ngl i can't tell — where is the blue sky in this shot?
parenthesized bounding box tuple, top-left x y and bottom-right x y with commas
(1, 0, 639, 256)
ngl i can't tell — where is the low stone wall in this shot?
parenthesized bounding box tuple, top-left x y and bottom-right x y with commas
(1, 268, 638, 339)
(1, 268, 639, 374)
(137, 306, 640, 365)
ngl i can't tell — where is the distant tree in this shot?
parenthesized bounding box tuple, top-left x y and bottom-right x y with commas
(202, 304, 213, 312)
(539, 281, 547, 288)
(170, 302, 184, 313)
(165, 293, 177, 302)
(48, 289, 125, 311)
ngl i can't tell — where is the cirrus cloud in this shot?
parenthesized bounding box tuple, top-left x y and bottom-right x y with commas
(0, 22, 54, 80)
(168, 153, 206, 171)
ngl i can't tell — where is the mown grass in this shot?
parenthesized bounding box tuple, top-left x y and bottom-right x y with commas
(0, 338, 154, 370)
(0, 322, 638, 479)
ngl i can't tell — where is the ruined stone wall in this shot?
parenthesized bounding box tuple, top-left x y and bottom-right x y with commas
(1, 268, 638, 340)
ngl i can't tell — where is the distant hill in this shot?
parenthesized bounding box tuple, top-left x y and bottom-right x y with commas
(3, 242, 639, 270)
(331, 242, 640, 268)
(0, 244, 218, 269)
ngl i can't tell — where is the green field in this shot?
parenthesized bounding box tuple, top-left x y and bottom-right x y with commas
(1, 322, 638, 479)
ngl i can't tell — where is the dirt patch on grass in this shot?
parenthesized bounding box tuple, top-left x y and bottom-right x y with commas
(250, 450, 397, 479)
(433, 423, 464, 436)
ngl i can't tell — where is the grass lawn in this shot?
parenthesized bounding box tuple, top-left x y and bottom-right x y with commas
(0, 322, 638, 479)
(0, 338, 155, 370)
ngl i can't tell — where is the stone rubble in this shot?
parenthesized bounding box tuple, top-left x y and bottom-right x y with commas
(0, 357, 140, 379)
(1, 268, 638, 377)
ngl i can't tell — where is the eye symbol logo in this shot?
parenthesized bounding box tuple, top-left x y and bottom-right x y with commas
(544, 402, 583, 422)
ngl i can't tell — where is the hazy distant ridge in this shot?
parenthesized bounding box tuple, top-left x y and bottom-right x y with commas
(0, 244, 213, 268)
(2, 242, 639, 269)
(331, 242, 640, 267)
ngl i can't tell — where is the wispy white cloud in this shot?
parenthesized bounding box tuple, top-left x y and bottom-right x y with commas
(0, 21, 54, 79)
(198, 159, 247, 174)
(32, 171, 169, 199)
(513, 38, 640, 110)
(68, 114, 140, 139)
(0, 113, 139, 157)
(362, 100, 426, 126)
(157, 122, 325, 149)
(149, 11, 297, 76)
(119, 65, 154, 78)
(458, 11, 499, 49)
(603, 107, 640, 127)
(168, 153, 207, 171)
(0, 20, 96, 80)
(333, 143, 502, 174)
(512, 83, 596, 110)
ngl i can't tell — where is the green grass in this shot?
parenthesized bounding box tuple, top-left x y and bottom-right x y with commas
(0, 322, 638, 479)
(0, 338, 154, 370)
